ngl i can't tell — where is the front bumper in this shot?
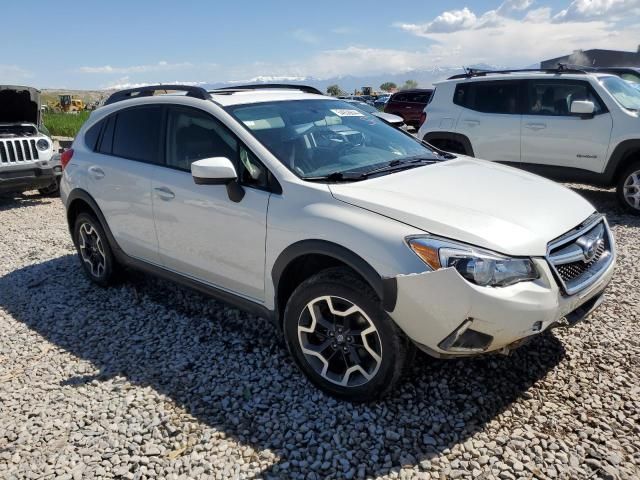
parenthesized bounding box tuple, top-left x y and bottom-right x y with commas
(0, 162, 57, 194)
(389, 254, 615, 358)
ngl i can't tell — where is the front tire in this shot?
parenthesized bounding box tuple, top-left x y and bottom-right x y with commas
(73, 212, 117, 286)
(617, 160, 640, 215)
(283, 267, 412, 401)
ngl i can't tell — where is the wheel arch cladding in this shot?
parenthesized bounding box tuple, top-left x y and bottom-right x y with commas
(272, 240, 398, 318)
(66, 189, 121, 253)
(605, 139, 640, 184)
(423, 131, 474, 156)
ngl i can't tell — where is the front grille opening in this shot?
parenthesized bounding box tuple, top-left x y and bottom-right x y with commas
(555, 242, 606, 282)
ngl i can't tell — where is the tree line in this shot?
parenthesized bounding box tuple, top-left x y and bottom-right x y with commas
(326, 80, 418, 97)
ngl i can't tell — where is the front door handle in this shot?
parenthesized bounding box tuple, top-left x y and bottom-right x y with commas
(88, 166, 105, 180)
(154, 186, 175, 201)
(462, 119, 480, 126)
(525, 122, 547, 131)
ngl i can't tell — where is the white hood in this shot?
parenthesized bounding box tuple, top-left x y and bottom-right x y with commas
(329, 157, 595, 256)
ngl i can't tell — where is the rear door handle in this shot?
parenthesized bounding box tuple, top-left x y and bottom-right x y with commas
(462, 119, 480, 126)
(88, 166, 105, 180)
(154, 186, 175, 201)
(525, 122, 547, 131)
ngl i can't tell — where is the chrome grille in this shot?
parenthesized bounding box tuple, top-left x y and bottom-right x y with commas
(0, 139, 39, 164)
(547, 216, 614, 295)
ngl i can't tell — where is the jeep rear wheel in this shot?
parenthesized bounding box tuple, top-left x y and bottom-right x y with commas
(617, 161, 640, 215)
(283, 267, 411, 401)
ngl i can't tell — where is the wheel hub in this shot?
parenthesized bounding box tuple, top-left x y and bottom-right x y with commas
(78, 222, 106, 278)
(297, 295, 382, 388)
(623, 170, 640, 210)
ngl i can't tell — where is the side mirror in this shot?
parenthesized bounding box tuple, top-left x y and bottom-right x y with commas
(191, 157, 237, 185)
(570, 100, 595, 116)
(191, 157, 245, 202)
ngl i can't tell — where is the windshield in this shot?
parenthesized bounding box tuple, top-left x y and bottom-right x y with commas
(346, 101, 377, 114)
(601, 76, 640, 111)
(226, 99, 439, 179)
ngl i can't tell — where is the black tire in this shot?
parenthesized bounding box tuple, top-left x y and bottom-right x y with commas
(616, 160, 640, 215)
(73, 212, 118, 286)
(283, 267, 413, 401)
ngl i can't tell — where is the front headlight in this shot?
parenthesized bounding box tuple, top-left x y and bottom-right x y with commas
(36, 138, 50, 151)
(407, 236, 539, 287)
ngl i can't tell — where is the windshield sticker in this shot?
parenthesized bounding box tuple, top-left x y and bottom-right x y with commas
(331, 109, 365, 117)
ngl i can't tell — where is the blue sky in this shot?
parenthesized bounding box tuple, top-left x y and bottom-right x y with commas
(2, 0, 639, 89)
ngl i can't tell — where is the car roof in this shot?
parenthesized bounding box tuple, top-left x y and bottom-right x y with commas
(434, 71, 615, 86)
(208, 89, 334, 106)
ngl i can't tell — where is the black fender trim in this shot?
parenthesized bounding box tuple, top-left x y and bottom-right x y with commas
(602, 140, 640, 186)
(65, 188, 275, 322)
(423, 131, 474, 156)
(272, 240, 398, 312)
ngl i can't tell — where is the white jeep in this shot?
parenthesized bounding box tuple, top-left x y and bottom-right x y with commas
(418, 68, 640, 214)
(0, 85, 58, 196)
(60, 84, 615, 401)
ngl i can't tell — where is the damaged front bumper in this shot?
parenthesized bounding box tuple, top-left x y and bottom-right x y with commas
(388, 256, 615, 358)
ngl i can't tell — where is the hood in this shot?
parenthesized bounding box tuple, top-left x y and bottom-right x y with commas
(0, 85, 41, 125)
(329, 157, 595, 256)
(373, 111, 404, 125)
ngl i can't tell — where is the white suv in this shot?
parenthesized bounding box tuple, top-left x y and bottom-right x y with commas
(60, 84, 616, 401)
(418, 68, 640, 214)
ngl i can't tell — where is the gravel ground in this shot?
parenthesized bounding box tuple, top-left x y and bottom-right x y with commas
(0, 186, 638, 480)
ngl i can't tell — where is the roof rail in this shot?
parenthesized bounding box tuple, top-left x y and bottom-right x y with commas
(104, 84, 210, 106)
(211, 83, 324, 95)
(447, 64, 590, 80)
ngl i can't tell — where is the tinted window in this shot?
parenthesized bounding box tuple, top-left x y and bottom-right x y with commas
(453, 81, 519, 114)
(407, 92, 431, 103)
(527, 81, 603, 116)
(166, 107, 269, 188)
(98, 115, 115, 155)
(392, 93, 408, 102)
(84, 121, 102, 151)
(112, 106, 163, 163)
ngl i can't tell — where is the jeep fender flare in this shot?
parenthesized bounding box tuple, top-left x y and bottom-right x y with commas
(422, 131, 474, 156)
(603, 139, 640, 186)
(271, 239, 398, 312)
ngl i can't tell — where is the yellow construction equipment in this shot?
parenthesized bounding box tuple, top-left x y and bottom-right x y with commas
(56, 94, 84, 112)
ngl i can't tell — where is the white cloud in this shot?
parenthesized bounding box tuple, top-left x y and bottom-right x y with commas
(0, 64, 32, 83)
(79, 61, 194, 74)
(290, 29, 319, 44)
(398, 8, 478, 34)
(553, 0, 640, 22)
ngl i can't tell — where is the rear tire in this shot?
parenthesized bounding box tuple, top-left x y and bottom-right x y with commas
(283, 267, 412, 401)
(616, 160, 640, 215)
(73, 212, 118, 286)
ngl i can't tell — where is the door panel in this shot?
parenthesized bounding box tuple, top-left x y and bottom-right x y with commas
(151, 105, 271, 301)
(520, 80, 613, 172)
(453, 80, 522, 163)
(152, 169, 269, 300)
(88, 106, 163, 263)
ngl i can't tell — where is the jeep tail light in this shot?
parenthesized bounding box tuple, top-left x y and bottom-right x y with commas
(60, 149, 74, 170)
(419, 112, 427, 127)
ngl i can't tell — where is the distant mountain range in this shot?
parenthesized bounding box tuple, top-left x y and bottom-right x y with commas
(202, 64, 509, 94)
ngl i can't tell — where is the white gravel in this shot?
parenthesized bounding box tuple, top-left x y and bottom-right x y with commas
(0, 186, 638, 480)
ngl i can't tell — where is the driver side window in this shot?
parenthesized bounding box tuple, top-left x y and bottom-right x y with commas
(166, 106, 269, 188)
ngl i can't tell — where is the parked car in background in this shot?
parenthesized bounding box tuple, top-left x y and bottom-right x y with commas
(0, 85, 58, 196)
(343, 99, 405, 128)
(374, 94, 391, 109)
(418, 68, 640, 214)
(384, 89, 433, 128)
(594, 67, 640, 85)
(61, 84, 615, 401)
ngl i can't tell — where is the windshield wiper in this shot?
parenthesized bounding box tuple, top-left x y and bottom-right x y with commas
(303, 156, 440, 182)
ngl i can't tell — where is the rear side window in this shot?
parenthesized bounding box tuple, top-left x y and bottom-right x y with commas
(84, 121, 102, 150)
(407, 92, 431, 103)
(453, 81, 520, 114)
(112, 106, 163, 163)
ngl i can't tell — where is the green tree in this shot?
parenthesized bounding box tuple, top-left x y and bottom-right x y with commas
(379, 82, 397, 92)
(326, 84, 343, 97)
(401, 79, 418, 90)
